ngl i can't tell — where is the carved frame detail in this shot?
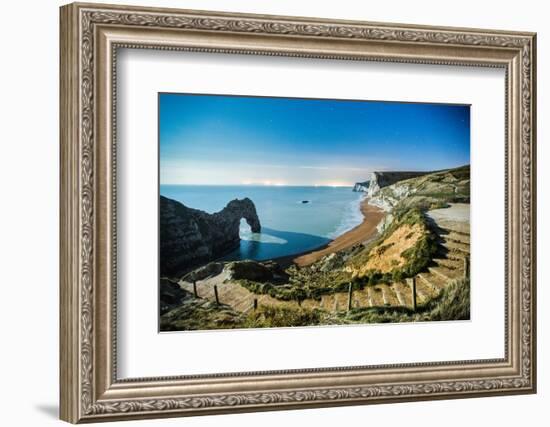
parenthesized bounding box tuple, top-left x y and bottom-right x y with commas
(60, 2, 536, 423)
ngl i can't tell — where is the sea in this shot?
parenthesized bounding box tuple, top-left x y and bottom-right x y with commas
(160, 185, 365, 262)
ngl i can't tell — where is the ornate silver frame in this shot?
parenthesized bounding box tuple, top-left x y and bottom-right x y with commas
(60, 2, 537, 423)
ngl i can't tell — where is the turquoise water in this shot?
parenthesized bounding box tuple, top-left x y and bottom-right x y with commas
(160, 185, 364, 261)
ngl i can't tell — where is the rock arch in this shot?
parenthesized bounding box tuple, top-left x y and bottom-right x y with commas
(214, 197, 261, 234)
(160, 196, 261, 277)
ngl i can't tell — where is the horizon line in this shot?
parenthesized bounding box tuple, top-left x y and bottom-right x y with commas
(160, 183, 355, 187)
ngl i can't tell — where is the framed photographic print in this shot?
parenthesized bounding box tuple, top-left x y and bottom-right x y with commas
(60, 2, 537, 423)
(158, 94, 472, 331)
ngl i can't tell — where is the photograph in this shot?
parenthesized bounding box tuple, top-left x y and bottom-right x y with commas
(159, 93, 471, 331)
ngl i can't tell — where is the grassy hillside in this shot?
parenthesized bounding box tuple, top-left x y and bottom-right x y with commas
(328, 277, 470, 324)
(344, 208, 438, 284)
(160, 277, 470, 330)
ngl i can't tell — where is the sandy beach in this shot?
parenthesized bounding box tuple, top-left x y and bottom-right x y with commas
(293, 198, 385, 267)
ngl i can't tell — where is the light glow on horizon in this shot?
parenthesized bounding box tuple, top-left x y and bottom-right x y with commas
(162, 180, 355, 188)
(326, 182, 354, 187)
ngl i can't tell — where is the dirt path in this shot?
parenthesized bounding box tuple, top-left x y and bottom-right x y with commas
(426, 203, 470, 225)
(293, 199, 385, 267)
(179, 271, 300, 313)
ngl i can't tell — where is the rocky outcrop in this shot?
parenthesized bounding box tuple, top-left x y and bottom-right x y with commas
(225, 260, 289, 283)
(376, 213, 395, 232)
(353, 171, 429, 196)
(225, 260, 274, 282)
(352, 181, 370, 192)
(160, 278, 192, 315)
(369, 182, 414, 211)
(182, 262, 224, 283)
(160, 196, 261, 277)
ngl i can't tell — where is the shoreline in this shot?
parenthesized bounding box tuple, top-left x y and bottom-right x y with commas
(180, 197, 386, 273)
(292, 198, 385, 267)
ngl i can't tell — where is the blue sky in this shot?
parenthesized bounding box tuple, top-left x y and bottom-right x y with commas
(159, 93, 470, 186)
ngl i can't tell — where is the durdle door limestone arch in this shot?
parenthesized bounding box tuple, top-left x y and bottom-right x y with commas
(160, 196, 261, 276)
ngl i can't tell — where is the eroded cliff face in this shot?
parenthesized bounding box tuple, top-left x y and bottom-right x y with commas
(369, 165, 470, 212)
(353, 166, 470, 215)
(369, 181, 415, 212)
(160, 196, 261, 277)
(353, 171, 429, 197)
(352, 181, 370, 192)
(367, 171, 428, 195)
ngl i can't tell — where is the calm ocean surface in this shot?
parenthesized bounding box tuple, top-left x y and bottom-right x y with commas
(160, 185, 364, 261)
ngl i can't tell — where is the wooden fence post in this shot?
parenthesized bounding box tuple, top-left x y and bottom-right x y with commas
(192, 280, 198, 298)
(411, 277, 417, 312)
(213, 285, 220, 305)
(253, 298, 258, 311)
(347, 283, 353, 311)
(464, 257, 470, 279)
